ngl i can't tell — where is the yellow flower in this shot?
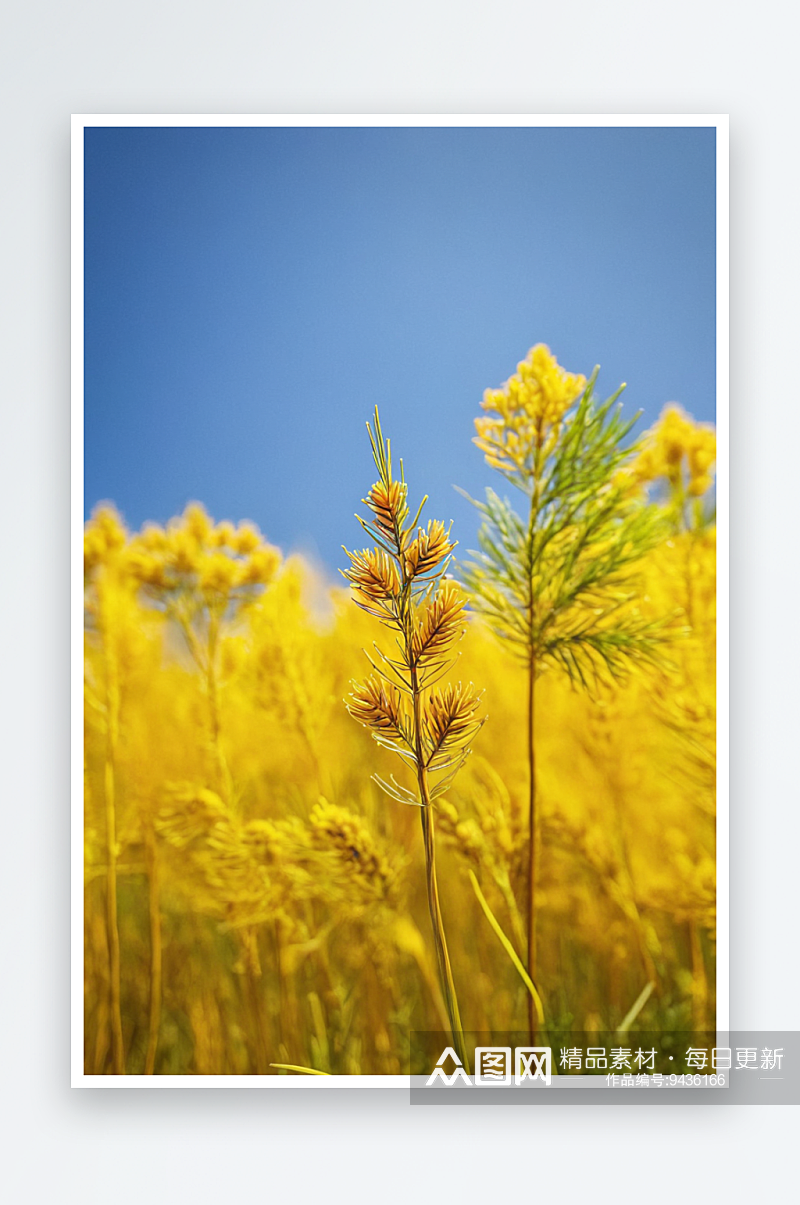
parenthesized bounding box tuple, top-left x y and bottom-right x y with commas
(688, 429, 716, 481)
(239, 545, 281, 587)
(139, 523, 168, 552)
(212, 521, 236, 548)
(182, 503, 213, 544)
(234, 523, 261, 555)
(475, 344, 586, 475)
(199, 552, 238, 595)
(632, 405, 716, 499)
(168, 528, 200, 575)
(125, 545, 166, 588)
(84, 506, 128, 576)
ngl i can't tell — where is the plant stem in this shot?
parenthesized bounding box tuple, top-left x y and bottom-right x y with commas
(410, 663, 468, 1071)
(526, 645, 538, 1045)
(241, 930, 269, 1074)
(143, 821, 162, 1075)
(102, 639, 125, 1074)
(178, 607, 231, 800)
(418, 770, 469, 1071)
(609, 787, 659, 989)
(690, 919, 708, 1034)
(205, 612, 232, 800)
(525, 453, 543, 1046)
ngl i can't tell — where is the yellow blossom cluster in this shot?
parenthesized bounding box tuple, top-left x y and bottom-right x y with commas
(632, 404, 716, 498)
(83, 505, 127, 576)
(474, 344, 587, 475)
(125, 502, 281, 599)
(85, 503, 281, 600)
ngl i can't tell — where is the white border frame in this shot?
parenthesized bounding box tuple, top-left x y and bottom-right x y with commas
(72, 113, 729, 1087)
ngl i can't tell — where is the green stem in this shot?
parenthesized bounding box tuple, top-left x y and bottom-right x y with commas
(411, 665, 468, 1071)
(526, 645, 537, 1045)
(525, 464, 541, 1047)
(418, 773, 469, 1070)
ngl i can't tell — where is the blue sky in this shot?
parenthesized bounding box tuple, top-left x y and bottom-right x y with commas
(84, 125, 716, 573)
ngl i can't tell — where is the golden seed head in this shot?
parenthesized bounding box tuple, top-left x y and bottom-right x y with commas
(412, 580, 467, 664)
(425, 681, 482, 755)
(403, 520, 454, 579)
(344, 547, 400, 601)
(309, 800, 393, 886)
(366, 479, 407, 543)
(347, 675, 408, 740)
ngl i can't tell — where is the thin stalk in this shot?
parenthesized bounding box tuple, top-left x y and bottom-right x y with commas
(411, 665, 468, 1071)
(177, 607, 231, 800)
(205, 610, 232, 800)
(351, 411, 473, 1073)
(277, 917, 301, 1052)
(88, 901, 111, 1073)
(492, 866, 527, 958)
(102, 625, 125, 1075)
(419, 778, 468, 1070)
(272, 921, 285, 1054)
(92, 994, 110, 1074)
(468, 870, 545, 1027)
(245, 969, 269, 1074)
(143, 821, 162, 1075)
(526, 645, 538, 1044)
(270, 1063, 329, 1075)
(616, 980, 655, 1035)
(241, 930, 269, 1074)
(525, 461, 542, 1046)
(610, 790, 660, 989)
(406, 933, 452, 1035)
(690, 919, 708, 1034)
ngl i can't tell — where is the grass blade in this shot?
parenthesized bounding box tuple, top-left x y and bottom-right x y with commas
(269, 1063, 329, 1076)
(468, 870, 545, 1027)
(616, 981, 655, 1035)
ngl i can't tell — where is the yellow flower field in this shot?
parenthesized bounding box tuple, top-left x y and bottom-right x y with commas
(84, 349, 716, 1075)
